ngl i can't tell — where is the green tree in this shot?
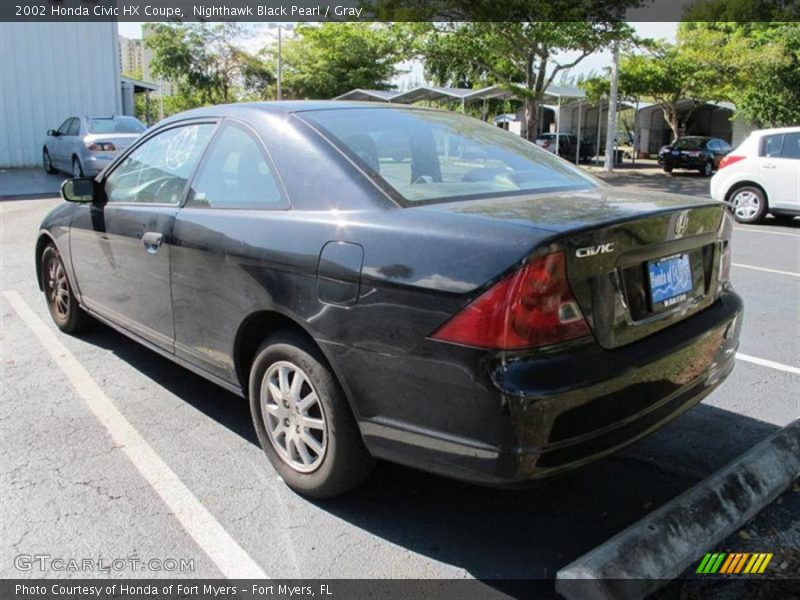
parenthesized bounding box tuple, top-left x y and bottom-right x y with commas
(679, 19, 800, 128)
(144, 23, 274, 110)
(616, 40, 722, 141)
(279, 23, 404, 99)
(412, 19, 637, 141)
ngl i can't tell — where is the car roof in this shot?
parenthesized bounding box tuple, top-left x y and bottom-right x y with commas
(752, 126, 800, 135)
(157, 100, 437, 127)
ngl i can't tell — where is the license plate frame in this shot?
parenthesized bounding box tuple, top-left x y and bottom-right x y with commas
(647, 253, 694, 311)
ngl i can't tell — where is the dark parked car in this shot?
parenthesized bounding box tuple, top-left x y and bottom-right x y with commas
(658, 136, 732, 177)
(535, 133, 595, 162)
(37, 103, 742, 498)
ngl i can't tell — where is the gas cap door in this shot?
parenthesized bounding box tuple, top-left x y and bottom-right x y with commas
(316, 241, 364, 306)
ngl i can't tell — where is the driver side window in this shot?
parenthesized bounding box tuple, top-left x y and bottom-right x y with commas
(105, 123, 215, 205)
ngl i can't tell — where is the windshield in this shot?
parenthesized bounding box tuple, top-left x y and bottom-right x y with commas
(88, 117, 146, 134)
(303, 108, 598, 205)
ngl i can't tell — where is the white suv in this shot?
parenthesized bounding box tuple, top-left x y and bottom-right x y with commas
(710, 126, 800, 224)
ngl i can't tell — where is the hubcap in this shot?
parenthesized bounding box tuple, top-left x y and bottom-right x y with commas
(732, 190, 760, 220)
(46, 256, 70, 319)
(705, 163, 712, 176)
(261, 361, 327, 473)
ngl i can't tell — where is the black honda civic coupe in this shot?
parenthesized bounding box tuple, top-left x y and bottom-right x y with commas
(37, 102, 742, 498)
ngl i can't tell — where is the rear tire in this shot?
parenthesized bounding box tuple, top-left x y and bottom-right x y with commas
(72, 157, 83, 178)
(663, 166, 673, 173)
(249, 332, 374, 498)
(41, 244, 95, 333)
(729, 186, 768, 224)
(43, 149, 57, 174)
(701, 161, 714, 177)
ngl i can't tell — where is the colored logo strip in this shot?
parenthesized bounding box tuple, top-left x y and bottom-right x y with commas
(697, 552, 774, 575)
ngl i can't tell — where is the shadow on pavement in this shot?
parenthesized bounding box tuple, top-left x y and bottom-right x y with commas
(80, 322, 783, 596)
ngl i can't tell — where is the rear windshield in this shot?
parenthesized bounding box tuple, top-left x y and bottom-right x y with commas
(673, 138, 707, 150)
(303, 108, 597, 205)
(88, 117, 146, 134)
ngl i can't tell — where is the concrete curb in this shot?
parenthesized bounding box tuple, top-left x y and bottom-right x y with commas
(555, 418, 800, 600)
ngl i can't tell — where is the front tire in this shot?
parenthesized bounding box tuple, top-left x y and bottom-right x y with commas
(730, 186, 768, 224)
(249, 332, 374, 498)
(701, 161, 714, 177)
(41, 244, 94, 333)
(43, 149, 57, 174)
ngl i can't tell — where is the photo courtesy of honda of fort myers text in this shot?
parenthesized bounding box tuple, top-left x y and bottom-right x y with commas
(0, 0, 799, 600)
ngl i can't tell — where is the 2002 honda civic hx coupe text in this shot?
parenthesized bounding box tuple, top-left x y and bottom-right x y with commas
(36, 102, 743, 498)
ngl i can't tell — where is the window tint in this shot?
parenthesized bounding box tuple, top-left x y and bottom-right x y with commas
(105, 124, 215, 205)
(67, 118, 81, 136)
(707, 140, 719, 151)
(673, 138, 706, 150)
(780, 132, 800, 159)
(305, 108, 596, 205)
(57, 118, 73, 135)
(88, 117, 146, 134)
(761, 134, 784, 158)
(189, 123, 284, 209)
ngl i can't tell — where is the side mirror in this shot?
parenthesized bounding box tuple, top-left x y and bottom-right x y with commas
(61, 177, 97, 203)
(47, 129, 59, 137)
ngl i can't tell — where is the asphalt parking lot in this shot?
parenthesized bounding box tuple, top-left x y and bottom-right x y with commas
(1, 169, 798, 594)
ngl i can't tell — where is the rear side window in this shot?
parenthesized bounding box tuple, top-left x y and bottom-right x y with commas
(780, 132, 800, 159)
(303, 108, 596, 205)
(57, 118, 73, 135)
(761, 134, 784, 158)
(188, 122, 285, 209)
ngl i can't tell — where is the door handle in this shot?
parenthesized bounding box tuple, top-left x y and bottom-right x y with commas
(142, 232, 163, 255)
(763, 163, 777, 169)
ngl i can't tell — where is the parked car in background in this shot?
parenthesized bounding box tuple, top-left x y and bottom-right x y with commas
(37, 102, 742, 498)
(710, 127, 800, 224)
(658, 136, 732, 177)
(535, 133, 594, 162)
(43, 115, 146, 177)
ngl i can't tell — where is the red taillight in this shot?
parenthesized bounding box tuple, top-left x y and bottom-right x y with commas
(87, 142, 116, 152)
(542, 140, 551, 148)
(431, 252, 591, 350)
(719, 155, 745, 170)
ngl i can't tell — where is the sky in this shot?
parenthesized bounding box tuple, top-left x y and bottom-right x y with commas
(117, 22, 679, 88)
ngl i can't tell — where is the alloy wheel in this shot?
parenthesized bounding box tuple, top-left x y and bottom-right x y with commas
(261, 361, 328, 473)
(45, 254, 70, 320)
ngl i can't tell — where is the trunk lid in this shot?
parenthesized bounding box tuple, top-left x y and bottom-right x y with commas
(419, 187, 731, 348)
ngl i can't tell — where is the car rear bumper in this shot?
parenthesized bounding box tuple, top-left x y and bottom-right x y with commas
(659, 155, 706, 170)
(82, 154, 114, 176)
(342, 290, 743, 486)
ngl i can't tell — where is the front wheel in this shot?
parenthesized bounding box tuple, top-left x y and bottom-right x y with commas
(43, 149, 57, 174)
(701, 161, 714, 177)
(730, 186, 768, 224)
(41, 244, 94, 333)
(249, 332, 374, 498)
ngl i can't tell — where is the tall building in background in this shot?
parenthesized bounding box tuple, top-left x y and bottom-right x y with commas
(118, 36, 144, 76)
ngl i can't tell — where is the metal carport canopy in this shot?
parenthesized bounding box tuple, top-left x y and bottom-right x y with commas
(332, 89, 402, 102)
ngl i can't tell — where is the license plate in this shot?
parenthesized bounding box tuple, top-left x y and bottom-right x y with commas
(647, 254, 693, 310)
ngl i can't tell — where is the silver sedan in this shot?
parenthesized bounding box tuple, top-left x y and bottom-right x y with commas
(43, 115, 146, 177)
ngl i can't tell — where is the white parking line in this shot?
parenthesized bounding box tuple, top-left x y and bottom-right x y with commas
(736, 353, 800, 376)
(734, 227, 800, 238)
(2, 290, 268, 580)
(732, 263, 800, 278)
